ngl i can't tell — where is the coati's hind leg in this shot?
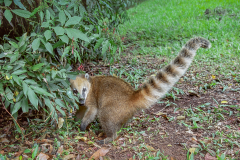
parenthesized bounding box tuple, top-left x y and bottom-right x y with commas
(97, 120, 119, 144)
(80, 105, 97, 131)
(97, 109, 123, 144)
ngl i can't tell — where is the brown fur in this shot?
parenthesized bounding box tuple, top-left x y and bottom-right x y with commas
(70, 37, 211, 144)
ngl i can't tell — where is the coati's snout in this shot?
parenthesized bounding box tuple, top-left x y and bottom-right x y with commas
(70, 74, 91, 105)
(72, 88, 86, 105)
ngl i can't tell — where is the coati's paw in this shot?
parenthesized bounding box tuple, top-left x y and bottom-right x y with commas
(97, 140, 105, 144)
(97, 137, 113, 144)
(80, 123, 87, 131)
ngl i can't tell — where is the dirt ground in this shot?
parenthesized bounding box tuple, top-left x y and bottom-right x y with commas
(0, 58, 240, 160)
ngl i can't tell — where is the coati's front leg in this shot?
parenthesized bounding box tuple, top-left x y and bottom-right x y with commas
(80, 105, 97, 131)
(75, 105, 88, 122)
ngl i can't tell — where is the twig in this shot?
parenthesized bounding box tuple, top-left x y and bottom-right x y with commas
(0, 96, 25, 137)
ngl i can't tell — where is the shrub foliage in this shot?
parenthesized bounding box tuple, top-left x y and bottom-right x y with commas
(0, 0, 133, 132)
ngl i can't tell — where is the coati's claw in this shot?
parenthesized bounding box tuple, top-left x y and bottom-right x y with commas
(80, 124, 87, 131)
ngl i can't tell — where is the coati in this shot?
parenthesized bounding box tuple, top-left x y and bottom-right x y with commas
(70, 37, 211, 144)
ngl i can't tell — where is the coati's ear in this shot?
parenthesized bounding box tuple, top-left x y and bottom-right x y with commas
(85, 73, 89, 80)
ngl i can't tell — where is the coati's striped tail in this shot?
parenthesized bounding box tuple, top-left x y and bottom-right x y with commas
(133, 37, 211, 108)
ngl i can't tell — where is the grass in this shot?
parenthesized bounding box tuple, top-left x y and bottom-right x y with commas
(114, 0, 240, 159)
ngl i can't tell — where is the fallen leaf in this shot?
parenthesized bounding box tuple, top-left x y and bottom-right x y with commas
(57, 145, 63, 155)
(63, 154, 75, 160)
(58, 117, 64, 129)
(0, 150, 4, 154)
(188, 90, 200, 97)
(205, 153, 217, 160)
(167, 144, 172, 147)
(189, 148, 195, 153)
(191, 144, 199, 148)
(90, 147, 110, 160)
(75, 136, 87, 142)
(211, 75, 216, 79)
(0, 138, 10, 143)
(177, 116, 185, 120)
(155, 111, 167, 116)
(146, 145, 155, 152)
(76, 154, 81, 160)
(36, 139, 54, 143)
(161, 114, 169, 120)
(37, 152, 50, 160)
(41, 144, 53, 154)
(221, 101, 228, 104)
(186, 130, 193, 134)
(203, 139, 212, 145)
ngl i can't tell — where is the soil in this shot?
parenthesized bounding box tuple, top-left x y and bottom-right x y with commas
(0, 56, 240, 160)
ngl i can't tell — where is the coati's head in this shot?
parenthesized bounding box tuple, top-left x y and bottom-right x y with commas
(70, 74, 91, 105)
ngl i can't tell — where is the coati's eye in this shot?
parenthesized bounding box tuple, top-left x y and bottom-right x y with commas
(73, 89, 78, 94)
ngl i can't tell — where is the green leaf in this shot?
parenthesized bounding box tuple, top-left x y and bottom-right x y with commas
(12, 9, 31, 18)
(13, 0, 26, 10)
(3, 65, 13, 70)
(4, 0, 12, 6)
(0, 83, 3, 94)
(102, 40, 110, 56)
(12, 101, 21, 115)
(10, 52, 19, 63)
(12, 69, 27, 75)
(31, 63, 45, 71)
(24, 79, 37, 85)
(19, 43, 27, 53)
(53, 27, 65, 36)
(45, 42, 53, 55)
(4, 9, 13, 23)
(32, 145, 38, 159)
(60, 35, 69, 44)
(30, 6, 40, 17)
(44, 98, 54, 111)
(12, 74, 22, 85)
(41, 22, 49, 28)
(56, 105, 66, 116)
(65, 28, 89, 42)
(59, 10, 66, 26)
(51, 70, 57, 79)
(32, 38, 40, 51)
(46, 9, 50, 20)
(21, 97, 29, 113)
(15, 91, 23, 102)
(39, 11, 44, 22)
(94, 38, 104, 50)
(0, 53, 6, 58)
(61, 46, 70, 60)
(18, 32, 27, 47)
(44, 30, 52, 41)
(53, 40, 65, 49)
(65, 16, 81, 27)
(27, 87, 38, 109)
(5, 87, 14, 100)
(30, 85, 53, 98)
(66, 72, 78, 80)
(55, 99, 66, 108)
(9, 41, 18, 48)
(22, 82, 28, 97)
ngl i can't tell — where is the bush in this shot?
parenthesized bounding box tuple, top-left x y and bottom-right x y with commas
(0, 0, 131, 133)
